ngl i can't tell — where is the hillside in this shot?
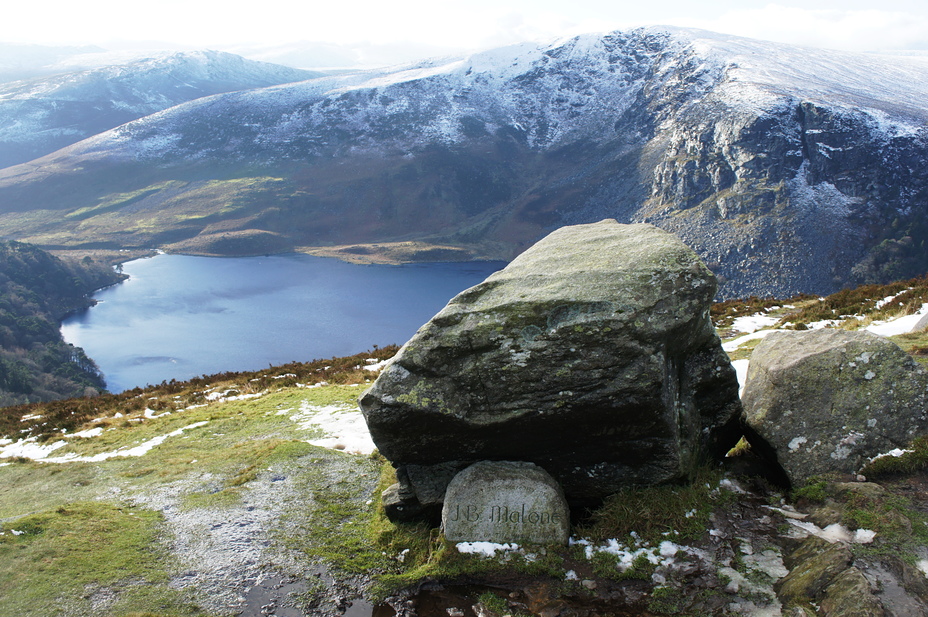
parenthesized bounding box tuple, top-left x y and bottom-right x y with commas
(0, 28, 926, 297)
(0, 50, 322, 168)
(0, 241, 125, 406)
(1, 280, 928, 616)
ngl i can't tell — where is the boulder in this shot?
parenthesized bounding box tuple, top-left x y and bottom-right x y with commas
(360, 220, 743, 508)
(742, 329, 928, 485)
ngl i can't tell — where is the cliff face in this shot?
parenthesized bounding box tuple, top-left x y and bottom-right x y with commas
(1, 27, 926, 298)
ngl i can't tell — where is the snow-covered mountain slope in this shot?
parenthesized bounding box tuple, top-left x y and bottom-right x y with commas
(0, 50, 323, 168)
(1, 27, 927, 298)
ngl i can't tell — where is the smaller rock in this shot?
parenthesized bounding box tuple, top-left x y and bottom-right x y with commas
(441, 461, 570, 545)
(742, 329, 928, 485)
(820, 567, 884, 617)
(381, 483, 426, 522)
(914, 312, 928, 333)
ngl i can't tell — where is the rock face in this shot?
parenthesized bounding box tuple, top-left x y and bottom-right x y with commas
(360, 220, 743, 508)
(441, 461, 570, 545)
(742, 329, 928, 485)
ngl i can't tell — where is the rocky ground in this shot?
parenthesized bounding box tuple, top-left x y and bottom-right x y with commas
(2, 283, 928, 616)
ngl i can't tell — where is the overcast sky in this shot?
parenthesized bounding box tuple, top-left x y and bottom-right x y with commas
(5, 0, 928, 60)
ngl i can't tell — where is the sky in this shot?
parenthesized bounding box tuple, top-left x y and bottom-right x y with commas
(4, 0, 928, 65)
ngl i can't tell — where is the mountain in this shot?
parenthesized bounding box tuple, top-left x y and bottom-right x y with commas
(0, 241, 125, 406)
(0, 50, 323, 168)
(0, 27, 927, 298)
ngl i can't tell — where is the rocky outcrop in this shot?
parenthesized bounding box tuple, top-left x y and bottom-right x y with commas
(360, 220, 743, 510)
(742, 329, 928, 485)
(777, 536, 884, 617)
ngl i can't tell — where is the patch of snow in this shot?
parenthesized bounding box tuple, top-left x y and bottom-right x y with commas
(731, 312, 780, 334)
(869, 448, 913, 462)
(67, 427, 104, 439)
(722, 330, 775, 352)
(918, 560, 928, 578)
(807, 319, 844, 330)
(866, 303, 928, 336)
(0, 437, 68, 460)
(731, 359, 749, 397)
(455, 541, 519, 557)
(291, 401, 376, 455)
(787, 519, 876, 544)
(41, 421, 209, 463)
(363, 359, 390, 372)
(205, 390, 264, 402)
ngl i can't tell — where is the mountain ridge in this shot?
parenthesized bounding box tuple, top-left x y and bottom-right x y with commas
(0, 27, 926, 298)
(0, 50, 323, 168)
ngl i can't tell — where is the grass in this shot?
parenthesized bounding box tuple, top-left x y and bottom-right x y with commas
(0, 502, 203, 617)
(576, 469, 734, 546)
(0, 358, 394, 614)
(860, 436, 928, 477)
(890, 327, 928, 368)
(0, 345, 398, 443)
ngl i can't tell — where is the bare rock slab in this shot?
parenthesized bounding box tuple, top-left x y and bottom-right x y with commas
(742, 329, 928, 485)
(441, 461, 570, 545)
(360, 220, 743, 507)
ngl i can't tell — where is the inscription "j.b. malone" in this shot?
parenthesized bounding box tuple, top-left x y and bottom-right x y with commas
(447, 503, 561, 525)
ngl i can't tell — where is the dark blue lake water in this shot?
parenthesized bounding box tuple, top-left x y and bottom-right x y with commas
(61, 253, 504, 393)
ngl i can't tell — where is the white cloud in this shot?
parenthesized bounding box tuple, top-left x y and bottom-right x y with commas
(3, 0, 928, 57)
(696, 4, 928, 51)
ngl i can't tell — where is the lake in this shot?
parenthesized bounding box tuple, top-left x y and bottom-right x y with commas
(61, 253, 504, 393)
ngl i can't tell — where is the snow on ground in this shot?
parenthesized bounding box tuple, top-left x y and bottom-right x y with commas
(456, 542, 520, 557)
(0, 422, 209, 463)
(42, 422, 210, 463)
(67, 427, 104, 438)
(722, 330, 775, 352)
(0, 437, 68, 460)
(731, 359, 750, 396)
(722, 300, 928, 358)
(288, 401, 376, 455)
(866, 302, 928, 336)
(730, 312, 780, 334)
(786, 519, 876, 544)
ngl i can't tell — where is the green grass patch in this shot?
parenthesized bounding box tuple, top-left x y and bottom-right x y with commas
(860, 436, 928, 477)
(724, 336, 765, 362)
(791, 478, 830, 503)
(0, 501, 203, 617)
(576, 469, 734, 545)
(890, 328, 928, 367)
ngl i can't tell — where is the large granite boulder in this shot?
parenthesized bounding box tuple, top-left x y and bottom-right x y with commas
(360, 220, 743, 508)
(742, 329, 928, 485)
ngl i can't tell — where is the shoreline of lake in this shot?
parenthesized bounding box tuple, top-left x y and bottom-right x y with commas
(61, 253, 504, 393)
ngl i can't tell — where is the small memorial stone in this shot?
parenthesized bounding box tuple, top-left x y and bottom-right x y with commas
(441, 461, 570, 545)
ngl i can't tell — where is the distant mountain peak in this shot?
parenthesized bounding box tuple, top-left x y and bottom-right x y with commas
(1, 27, 927, 299)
